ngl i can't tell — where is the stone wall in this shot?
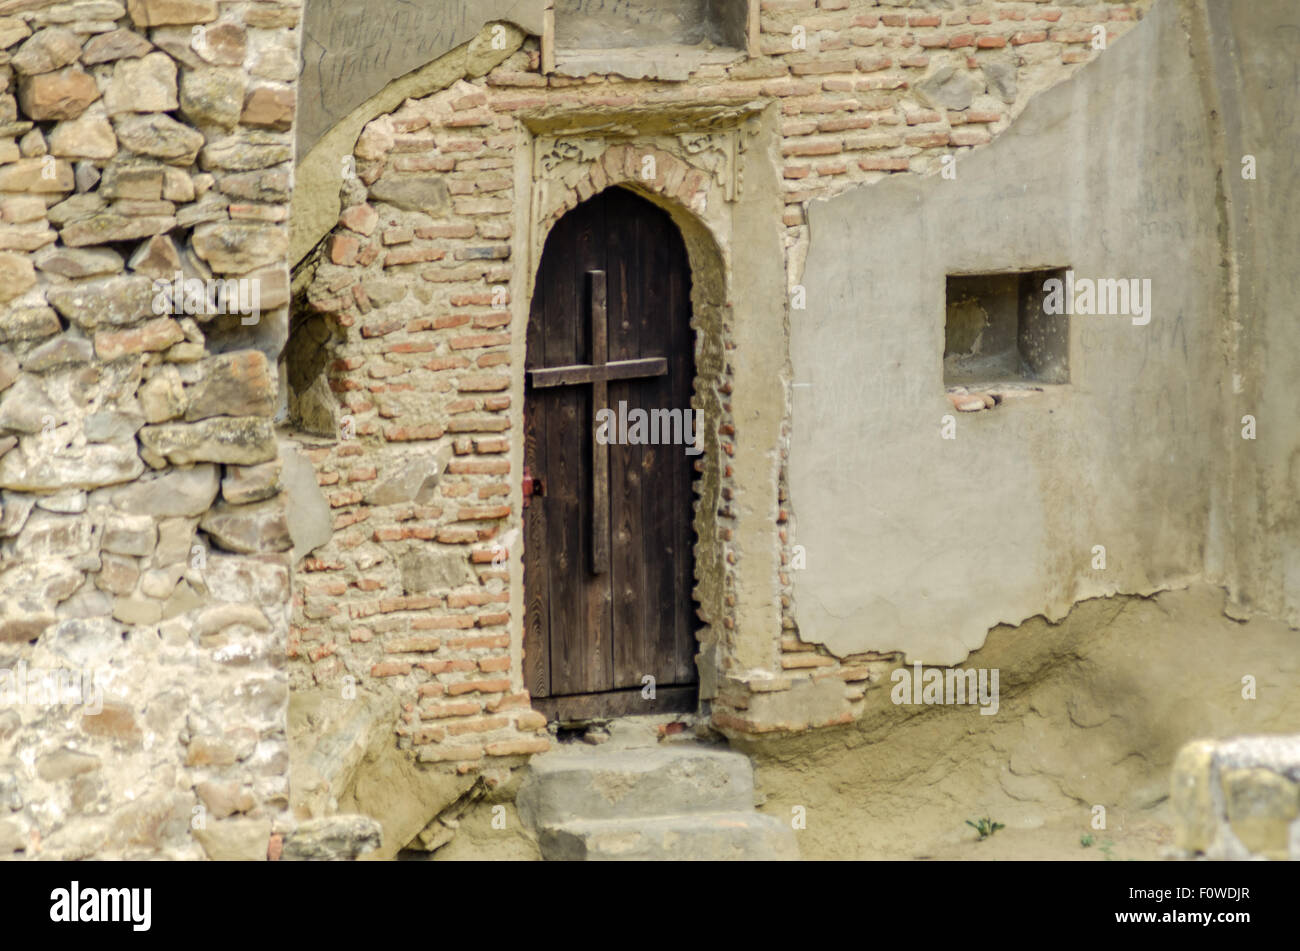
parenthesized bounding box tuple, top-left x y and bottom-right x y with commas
(293, 0, 1150, 769)
(1172, 736, 1300, 861)
(1, 0, 301, 859)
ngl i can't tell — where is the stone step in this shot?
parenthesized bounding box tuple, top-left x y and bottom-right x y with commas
(516, 743, 756, 827)
(537, 812, 799, 861)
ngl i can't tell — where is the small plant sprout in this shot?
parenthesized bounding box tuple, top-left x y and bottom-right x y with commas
(965, 817, 1005, 841)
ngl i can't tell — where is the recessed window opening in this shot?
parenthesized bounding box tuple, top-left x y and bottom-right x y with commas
(943, 268, 1070, 387)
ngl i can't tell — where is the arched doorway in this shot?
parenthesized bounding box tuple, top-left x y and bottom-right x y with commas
(524, 187, 700, 721)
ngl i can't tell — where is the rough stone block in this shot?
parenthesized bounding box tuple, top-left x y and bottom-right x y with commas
(139, 417, 277, 466)
(192, 817, 271, 861)
(184, 350, 277, 421)
(279, 442, 331, 563)
(113, 112, 205, 165)
(281, 815, 383, 861)
(221, 459, 281, 505)
(0, 251, 36, 302)
(103, 513, 159, 556)
(102, 463, 219, 517)
(10, 27, 81, 76)
(47, 274, 155, 329)
(1170, 735, 1300, 860)
(18, 65, 100, 120)
(104, 52, 177, 115)
(127, 0, 218, 28)
(199, 497, 292, 554)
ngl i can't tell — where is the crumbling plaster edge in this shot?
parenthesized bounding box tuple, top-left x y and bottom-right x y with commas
(289, 22, 530, 271)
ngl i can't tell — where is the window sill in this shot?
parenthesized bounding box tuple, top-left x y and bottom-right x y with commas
(945, 383, 1055, 413)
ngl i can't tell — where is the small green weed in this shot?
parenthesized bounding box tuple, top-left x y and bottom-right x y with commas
(965, 817, 1005, 841)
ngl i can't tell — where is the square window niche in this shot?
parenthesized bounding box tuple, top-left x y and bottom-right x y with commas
(549, 0, 750, 78)
(943, 269, 1070, 387)
(555, 0, 748, 51)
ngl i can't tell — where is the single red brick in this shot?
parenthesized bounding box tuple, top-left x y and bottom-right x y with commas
(417, 745, 484, 763)
(448, 459, 510, 475)
(437, 527, 480, 544)
(94, 318, 185, 361)
(859, 156, 910, 171)
(385, 635, 442, 653)
(339, 204, 378, 236)
(421, 701, 482, 719)
(446, 678, 511, 696)
(485, 738, 550, 756)
(445, 716, 509, 736)
(412, 616, 477, 630)
(485, 692, 530, 712)
(328, 233, 360, 265)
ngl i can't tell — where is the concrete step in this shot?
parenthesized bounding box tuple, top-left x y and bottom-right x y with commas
(516, 743, 756, 827)
(537, 812, 799, 861)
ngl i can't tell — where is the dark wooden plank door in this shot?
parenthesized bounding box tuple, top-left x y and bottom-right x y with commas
(524, 187, 698, 718)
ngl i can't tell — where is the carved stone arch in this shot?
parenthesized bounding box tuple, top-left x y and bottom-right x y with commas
(540, 145, 725, 227)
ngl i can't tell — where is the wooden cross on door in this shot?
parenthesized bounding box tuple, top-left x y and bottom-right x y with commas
(527, 270, 667, 574)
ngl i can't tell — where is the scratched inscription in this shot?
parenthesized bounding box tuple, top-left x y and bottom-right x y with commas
(298, 0, 544, 153)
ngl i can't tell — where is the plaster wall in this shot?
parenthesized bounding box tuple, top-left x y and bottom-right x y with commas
(1203, 0, 1300, 630)
(791, 0, 1223, 664)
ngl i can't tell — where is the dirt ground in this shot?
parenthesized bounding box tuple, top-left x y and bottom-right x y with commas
(430, 585, 1298, 860)
(742, 585, 1300, 860)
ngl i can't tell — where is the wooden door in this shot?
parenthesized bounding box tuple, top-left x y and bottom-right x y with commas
(524, 187, 698, 721)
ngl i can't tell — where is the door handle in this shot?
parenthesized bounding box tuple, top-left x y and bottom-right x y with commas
(523, 467, 544, 507)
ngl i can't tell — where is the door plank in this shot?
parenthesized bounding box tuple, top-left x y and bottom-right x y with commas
(542, 208, 591, 695)
(641, 204, 685, 688)
(608, 193, 648, 690)
(523, 288, 550, 697)
(524, 187, 699, 712)
(589, 270, 611, 576)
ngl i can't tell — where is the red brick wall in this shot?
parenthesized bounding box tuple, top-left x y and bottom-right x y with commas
(292, 0, 1149, 759)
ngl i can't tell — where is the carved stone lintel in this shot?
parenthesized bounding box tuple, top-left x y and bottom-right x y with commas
(678, 131, 738, 201)
(533, 128, 741, 204)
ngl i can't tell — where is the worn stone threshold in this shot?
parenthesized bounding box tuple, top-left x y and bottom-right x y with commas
(548, 711, 711, 750)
